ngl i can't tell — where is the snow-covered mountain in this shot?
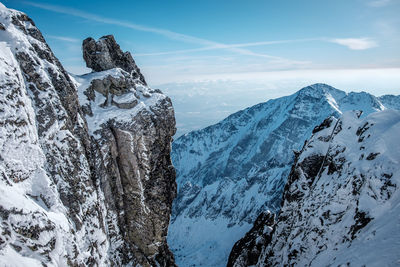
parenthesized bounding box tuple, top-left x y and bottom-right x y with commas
(168, 83, 400, 266)
(0, 3, 176, 266)
(228, 109, 400, 266)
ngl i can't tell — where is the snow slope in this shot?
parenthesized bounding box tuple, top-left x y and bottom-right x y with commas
(0, 39, 77, 267)
(0, 4, 108, 265)
(230, 110, 400, 266)
(168, 83, 399, 266)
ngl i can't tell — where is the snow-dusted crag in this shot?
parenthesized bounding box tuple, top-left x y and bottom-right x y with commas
(168, 83, 399, 266)
(75, 35, 176, 266)
(0, 3, 176, 266)
(228, 110, 400, 266)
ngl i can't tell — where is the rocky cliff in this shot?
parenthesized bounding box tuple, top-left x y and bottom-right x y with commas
(0, 3, 176, 266)
(228, 110, 400, 266)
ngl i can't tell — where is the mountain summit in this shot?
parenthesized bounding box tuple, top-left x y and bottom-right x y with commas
(82, 35, 146, 84)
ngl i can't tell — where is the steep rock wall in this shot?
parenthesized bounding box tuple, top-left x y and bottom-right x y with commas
(0, 4, 176, 266)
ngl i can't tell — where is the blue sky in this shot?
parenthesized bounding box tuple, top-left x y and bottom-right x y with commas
(4, 0, 400, 84)
(3, 0, 400, 135)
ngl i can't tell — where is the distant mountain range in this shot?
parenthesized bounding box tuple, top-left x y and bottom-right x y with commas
(168, 83, 400, 266)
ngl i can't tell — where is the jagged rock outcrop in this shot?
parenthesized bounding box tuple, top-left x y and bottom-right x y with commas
(77, 35, 177, 265)
(82, 35, 146, 84)
(168, 83, 400, 266)
(227, 212, 275, 267)
(228, 110, 400, 266)
(0, 3, 176, 266)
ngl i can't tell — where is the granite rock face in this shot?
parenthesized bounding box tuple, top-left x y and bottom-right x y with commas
(0, 4, 176, 266)
(82, 35, 146, 84)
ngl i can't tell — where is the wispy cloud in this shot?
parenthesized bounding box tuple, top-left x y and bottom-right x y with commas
(135, 38, 320, 56)
(46, 35, 80, 43)
(136, 37, 378, 57)
(368, 0, 391, 7)
(24, 2, 211, 45)
(328, 38, 378, 50)
(25, 0, 382, 82)
(24, 1, 297, 62)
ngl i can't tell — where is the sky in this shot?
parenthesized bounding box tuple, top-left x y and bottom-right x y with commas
(3, 0, 400, 135)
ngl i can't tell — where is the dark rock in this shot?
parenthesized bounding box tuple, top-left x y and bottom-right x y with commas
(227, 211, 275, 267)
(82, 35, 147, 84)
(366, 152, 380, 160)
(312, 116, 334, 134)
(349, 210, 372, 240)
(80, 35, 177, 265)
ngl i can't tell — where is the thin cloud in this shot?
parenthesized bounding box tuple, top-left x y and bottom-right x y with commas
(329, 38, 378, 50)
(24, 1, 381, 76)
(136, 37, 378, 57)
(24, 1, 297, 63)
(24, 2, 211, 45)
(46, 35, 80, 43)
(135, 38, 320, 56)
(368, 0, 391, 7)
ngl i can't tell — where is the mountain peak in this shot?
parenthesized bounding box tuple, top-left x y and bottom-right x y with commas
(82, 34, 146, 84)
(300, 83, 341, 93)
(297, 83, 347, 101)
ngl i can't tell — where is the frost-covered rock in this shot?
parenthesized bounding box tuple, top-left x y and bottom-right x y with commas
(168, 83, 399, 266)
(0, 3, 176, 266)
(72, 35, 177, 266)
(229, 110, 400, 266)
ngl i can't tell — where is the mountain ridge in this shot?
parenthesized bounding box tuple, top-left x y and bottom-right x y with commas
(169, 82, 399, 266)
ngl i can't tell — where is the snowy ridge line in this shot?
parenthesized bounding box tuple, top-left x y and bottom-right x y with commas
(169, 83, 400, 267)
(312, 116, 341, 188)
